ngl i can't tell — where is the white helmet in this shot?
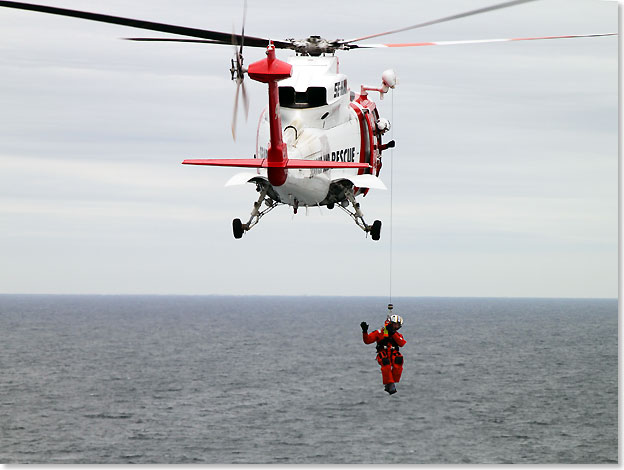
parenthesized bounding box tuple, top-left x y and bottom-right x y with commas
(387, 314, 403, 328)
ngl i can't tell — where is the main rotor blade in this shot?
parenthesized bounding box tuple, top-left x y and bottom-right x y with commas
(0, 1, 293, 49)
(124, 38, 227, 44)
(354, 32, 617, 49)
(344, 0, 536, 44)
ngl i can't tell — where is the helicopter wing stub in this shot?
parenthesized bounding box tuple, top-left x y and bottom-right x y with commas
(183, 159, 264, 168)
(225, 172, 267, 187)
(284, 160, 370, 170)
(182, 158, 370, 170)
(355, 33, 617, 49)
(334, 174, 387, 190)
(0, 1, 293, 49)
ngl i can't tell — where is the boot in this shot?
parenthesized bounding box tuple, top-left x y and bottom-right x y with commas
(384, 382, 397, 395)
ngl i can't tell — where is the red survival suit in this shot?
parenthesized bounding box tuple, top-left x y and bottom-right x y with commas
(363, 323, 406, 385)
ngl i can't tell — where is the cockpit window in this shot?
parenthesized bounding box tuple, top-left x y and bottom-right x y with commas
(279, 86, 327, 108)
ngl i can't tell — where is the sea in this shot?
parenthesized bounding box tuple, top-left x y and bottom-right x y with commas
(0, 295, 618, 464)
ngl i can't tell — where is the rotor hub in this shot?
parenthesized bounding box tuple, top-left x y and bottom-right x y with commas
(286, 36, 345, 56)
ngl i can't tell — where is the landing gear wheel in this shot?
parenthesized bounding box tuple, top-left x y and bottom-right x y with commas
(370, 220, 382, 241)
(232, 218, 244, 239)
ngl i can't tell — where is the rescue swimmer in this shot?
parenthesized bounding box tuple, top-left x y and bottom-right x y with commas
(361, 305, 405, 395)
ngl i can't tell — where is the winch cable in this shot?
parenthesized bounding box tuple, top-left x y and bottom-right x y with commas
(389, 88, 395, 304)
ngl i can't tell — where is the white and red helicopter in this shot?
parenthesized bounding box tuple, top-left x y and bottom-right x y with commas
(0, 0, 615, 240)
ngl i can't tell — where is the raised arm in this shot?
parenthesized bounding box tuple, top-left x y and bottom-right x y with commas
(361, 322, 379, 344)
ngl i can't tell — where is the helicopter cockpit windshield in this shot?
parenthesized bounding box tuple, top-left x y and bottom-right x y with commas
(279, 86, 327, 109)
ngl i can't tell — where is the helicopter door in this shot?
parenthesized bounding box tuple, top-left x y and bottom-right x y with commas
(350, 102, 376, 196)
(350, 103, 373, 175)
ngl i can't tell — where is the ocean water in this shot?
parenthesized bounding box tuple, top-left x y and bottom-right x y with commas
(0, 295, 617, 464)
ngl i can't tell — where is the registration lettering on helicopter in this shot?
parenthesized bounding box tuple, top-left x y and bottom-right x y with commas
(333, 79, 348, 98)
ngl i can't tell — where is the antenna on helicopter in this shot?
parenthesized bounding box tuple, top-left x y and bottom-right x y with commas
(230, 0, 249, 141)
(361, 69, 397, 101)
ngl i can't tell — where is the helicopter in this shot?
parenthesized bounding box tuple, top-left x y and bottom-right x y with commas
(0, 0, 616, 241)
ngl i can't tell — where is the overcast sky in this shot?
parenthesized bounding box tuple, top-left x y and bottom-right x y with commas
(0, 0, 618, 297)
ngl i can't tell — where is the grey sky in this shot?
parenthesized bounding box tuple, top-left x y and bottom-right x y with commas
(0, 0, 618, 297)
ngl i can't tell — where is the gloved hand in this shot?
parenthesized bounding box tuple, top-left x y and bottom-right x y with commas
(386, 324, 396, 336)
(360, 321, 369, 332)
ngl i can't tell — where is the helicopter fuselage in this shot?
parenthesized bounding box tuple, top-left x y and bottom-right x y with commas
(252, 55, 387, 207)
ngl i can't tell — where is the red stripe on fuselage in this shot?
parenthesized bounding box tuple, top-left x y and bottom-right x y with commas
(350, 102, 370, 176)
(350, 102, 374, 196)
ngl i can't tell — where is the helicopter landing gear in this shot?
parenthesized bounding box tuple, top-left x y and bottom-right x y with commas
(339, 188, 382, 241)
(232, 218, 244, 239)
(370, 219, 382, 241)
(232, 184, 278, 239)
